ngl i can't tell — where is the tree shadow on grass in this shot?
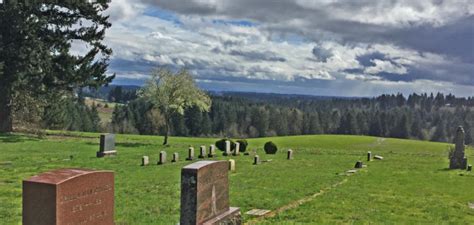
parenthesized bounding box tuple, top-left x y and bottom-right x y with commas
(0, 133, 40, 143)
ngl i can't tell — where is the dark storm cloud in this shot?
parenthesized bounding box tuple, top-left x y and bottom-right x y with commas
(312, 46, 333, 62)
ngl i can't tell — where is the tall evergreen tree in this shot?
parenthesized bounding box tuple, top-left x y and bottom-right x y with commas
(0, 1, 113, 132)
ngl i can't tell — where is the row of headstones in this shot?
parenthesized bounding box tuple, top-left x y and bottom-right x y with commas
(142, 146, 295, 166)
(22, 161, 241, 225)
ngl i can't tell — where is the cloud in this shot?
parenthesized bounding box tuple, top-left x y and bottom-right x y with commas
(103, 0, 474, 97)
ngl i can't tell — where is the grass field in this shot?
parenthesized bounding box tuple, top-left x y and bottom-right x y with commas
(0, 132, 473, 224)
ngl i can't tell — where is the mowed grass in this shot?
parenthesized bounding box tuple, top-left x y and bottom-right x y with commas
(0, 132, 473, 224)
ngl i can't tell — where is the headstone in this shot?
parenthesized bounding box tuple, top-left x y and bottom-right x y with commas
(354, 161, 363, 168)
(374, 155, 384, 160)
(208, 145, 216, 158)
(468, 164, 472, 172)
(141, 156, 149, 166)
(450, 126, 468, 169)
(199, 146, 206, 159)
(23, 169, 114, 225)
(246, 209, 271, 217)
(367, 151, 372, 161)
(224, 140, 231, 156)
(233, 142, 240, 156)
(172, 153, 179, 163)
(180, 161, 241, 225)
(158, 151, 167, 165)
(253, 155, 260, 165)
(346, 169, 357, 174)
(287, 149, 293, 160)
(228, 159, 235, 172)
(97, 134, 117, 157)
(187, 147, 195, 161)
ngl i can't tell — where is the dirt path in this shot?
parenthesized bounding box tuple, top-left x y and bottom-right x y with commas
(245, 177, 349, 224)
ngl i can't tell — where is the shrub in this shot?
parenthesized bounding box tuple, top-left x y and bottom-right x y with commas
(236, 139, 248, 152)
(264, 141, 278, 154)
(215, 138, 235, 151)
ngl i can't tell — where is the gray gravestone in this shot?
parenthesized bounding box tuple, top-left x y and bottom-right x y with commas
(224, 141, 231, 156)
(208, 145, 216, 158)
(233, 142, 240, 156)
(450, 126, 468, 169)
(199, 146, 206, 159)
(142, 156, 149, 166)
(468, 164, 472, 172)
(367, 151, 372, 161)
(187, 147, 195, 161)
(287, 149, 293, 160)
(180, 161, 241, 225)
(354, 161, 363, 168)
(374, 155, 384, 160)
(97, 134, 117, 157)
(172, 153, 179, 163)
(253, 155, 260, 165)
(158, 151, 167, 165)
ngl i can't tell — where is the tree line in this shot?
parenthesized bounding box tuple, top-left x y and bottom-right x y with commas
(111, 92, 474, 145)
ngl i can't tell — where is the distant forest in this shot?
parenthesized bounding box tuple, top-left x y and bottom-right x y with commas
(97, 86, 474, 145)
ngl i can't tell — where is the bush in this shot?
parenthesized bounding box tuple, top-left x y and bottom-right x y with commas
(215, 138, 235, 151)
(236, 139, 248, 152)
(264, 141, 278, 154)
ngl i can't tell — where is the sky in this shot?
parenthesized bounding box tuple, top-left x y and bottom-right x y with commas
(102, 0, 474, 97)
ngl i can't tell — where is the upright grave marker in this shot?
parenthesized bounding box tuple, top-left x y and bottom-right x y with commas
(253, 155, 260, 165)
(180, 161, 241, 225)
(142, 156, 149, 166)
(172, 153, 179, 163)
(228, 159, 236, 172)
(450, 126, 468, 169)
(199, 146, 206, 159)
(97, 134, 117, 157)
(233, 142, 240, 156)
(187, 147, 195, 161)
(287, 149, 293, 160)
(208, 145, 216, 158)
(224, 141, 231, 156)
(367, 151, 372, 161)
(158, 151, 167, 165)
(23, 169, 114, 225)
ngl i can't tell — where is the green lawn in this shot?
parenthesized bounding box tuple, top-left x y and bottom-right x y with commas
(0, 132, 473, 224)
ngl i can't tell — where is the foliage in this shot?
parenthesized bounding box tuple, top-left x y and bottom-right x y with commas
(0, 1, 113, 132)
(236, 139, 248, 152)
(138, 68, 211, 144)
(264, 141, 278, 154)
(215, 138, 235, 151)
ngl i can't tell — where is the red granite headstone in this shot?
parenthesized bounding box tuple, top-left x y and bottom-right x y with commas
(180, 161, 241, 225)
(23, 168, 114, 225)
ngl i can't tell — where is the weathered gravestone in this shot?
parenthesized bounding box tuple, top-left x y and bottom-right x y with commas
(208, 145, 216, 158)
(224, 141, 231, 156)
(354, 161, 363, 169)
(253, 155, 260, 165)
(180, 161, 241, 225)
(233, 142, 240, 156)
(468, 164, 472, 172)
(23, 169, 114, 225)
(287, 149, 293, 160)
(228, 159, 235, 172)
(97, 134, 117, 157)
(172, 153, 179, 163)
(158, 151, 167, 165)
(450, 126, 468, 169)
(142, 156, 149, 166)
(367, 151, 372, 161)
(187, 147, 195, 161)
(199, 146, 207, 159)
